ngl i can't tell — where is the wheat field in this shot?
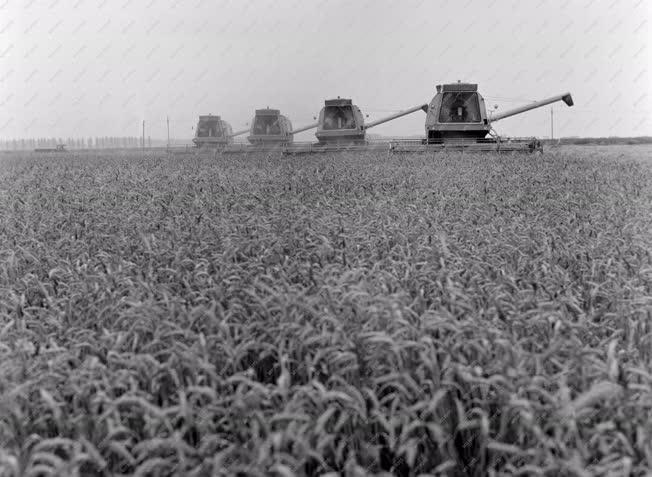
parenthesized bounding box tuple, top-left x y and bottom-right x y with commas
(0, 145, 651, 476)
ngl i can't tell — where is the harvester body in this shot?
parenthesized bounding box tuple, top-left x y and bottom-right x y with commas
(315, 98, 366, 144)
(193, 115, 234, 147)
(224, 108, 320, 153)
(425, 83, 491, 141)
(387, 82, 574, 153)
(282, 98, 426, 153)
(247, 108, 293, 145)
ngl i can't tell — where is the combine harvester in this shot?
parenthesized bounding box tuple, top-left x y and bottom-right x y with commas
(223, 108, 318, 153)
(193, 82, 573, 155)
(389, 82, 574, 153)
(34, 144, 67, 153)
(282, 97, 427, 154)
(192, 114, 249, 148)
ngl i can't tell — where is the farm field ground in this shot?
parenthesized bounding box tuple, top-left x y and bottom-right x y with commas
(0, 145, 651, 476)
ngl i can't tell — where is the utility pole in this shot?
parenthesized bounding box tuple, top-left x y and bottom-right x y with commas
(550, 107, 553, 141)
(167, 116, 170, 152)
(142, 120, 145, 154)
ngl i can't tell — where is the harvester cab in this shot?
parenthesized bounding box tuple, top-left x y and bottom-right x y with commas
(192, 114, 237, 148)
(315, 98, 366, 144)
(425, 83, 490, 140)
(248, 108, 293, 144)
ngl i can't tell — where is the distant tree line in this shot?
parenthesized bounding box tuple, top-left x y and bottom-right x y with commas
(0, 137, 197, 151)
(0, 137, 147, 150)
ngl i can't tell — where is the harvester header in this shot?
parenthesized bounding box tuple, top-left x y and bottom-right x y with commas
(193, 114, 235, 147)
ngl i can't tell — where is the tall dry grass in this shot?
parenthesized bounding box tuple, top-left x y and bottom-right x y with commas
(0, 146, 651, 476)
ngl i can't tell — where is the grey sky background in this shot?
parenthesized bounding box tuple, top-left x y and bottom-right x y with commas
(1, 0, 650, 142)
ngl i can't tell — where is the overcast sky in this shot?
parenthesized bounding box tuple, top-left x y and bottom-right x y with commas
(1, 0, 650, 141)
